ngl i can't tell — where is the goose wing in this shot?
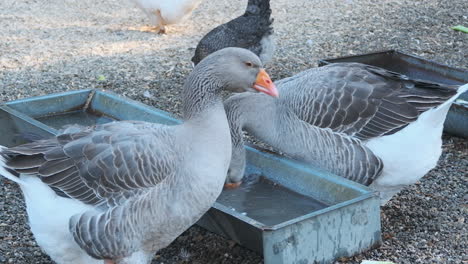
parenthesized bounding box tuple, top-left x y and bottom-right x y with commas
(2, 120, 179, 259)
(279, 63, 457, 140)
(278, 110, 383, 185)
(4, 121, 177, 207)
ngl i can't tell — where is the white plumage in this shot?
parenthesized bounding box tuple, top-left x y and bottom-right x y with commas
(21, 176, 101, 264)
(0, 148, 99, 263)
(367, 84, 467, 202)
(131, 0, 203, 33)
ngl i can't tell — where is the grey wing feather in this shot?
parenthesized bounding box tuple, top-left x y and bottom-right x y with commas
(67, 123, 178, 259)
(5, 121, 176, 206)
(3, 121, 179, 259)
(70, 191, 156, 259)
(279, 111, 382, 185)
(278, 63, 458, 140)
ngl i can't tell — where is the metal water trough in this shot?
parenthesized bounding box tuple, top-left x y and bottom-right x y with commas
(318, 50, 468, 138)
(0, 90, 381, 264)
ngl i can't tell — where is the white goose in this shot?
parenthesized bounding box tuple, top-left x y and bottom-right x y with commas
(0, 48, 278, 264)
(131, 0, 203, 33)
(224, 62, 467, 204)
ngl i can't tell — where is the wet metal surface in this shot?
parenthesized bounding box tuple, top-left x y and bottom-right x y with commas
(217, 174, 328, 226)
(35, 110, 115, 129)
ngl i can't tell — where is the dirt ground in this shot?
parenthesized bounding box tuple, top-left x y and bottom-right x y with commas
(0, 0, 467, 263)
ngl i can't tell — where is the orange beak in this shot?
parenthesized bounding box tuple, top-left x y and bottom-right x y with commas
(253, 69, 279, 97)
(224, 181, 242, 189)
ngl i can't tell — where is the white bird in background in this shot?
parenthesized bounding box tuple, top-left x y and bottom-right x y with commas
(131, 0, 203, 33)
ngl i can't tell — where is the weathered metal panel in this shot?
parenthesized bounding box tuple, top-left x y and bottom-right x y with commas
(444, 102, 468, 138)
(91, 91, 181, 125)
(262, 196, 381, 264)
(0, 106, 56, 147)
(6, 89, 92, 118)
(196, 202, 265, 253)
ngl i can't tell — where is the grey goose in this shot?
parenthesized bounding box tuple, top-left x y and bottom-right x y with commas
(224, 62, 467, 204)
(0, 48, 278, 264)
(191, 0, 274, 65)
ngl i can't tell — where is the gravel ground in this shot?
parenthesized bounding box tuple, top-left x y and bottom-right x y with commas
(0, 0, 467, 263)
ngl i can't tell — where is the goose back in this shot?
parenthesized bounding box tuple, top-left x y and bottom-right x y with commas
(277, 63, 457, 139)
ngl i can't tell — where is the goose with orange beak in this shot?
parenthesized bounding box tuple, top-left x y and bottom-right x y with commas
(0, 48, 279, 264)
(224, 66, 277, 190)
(253, 69, 278, 97)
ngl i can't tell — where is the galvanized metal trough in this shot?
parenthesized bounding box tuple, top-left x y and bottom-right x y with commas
(0, 90, 381, 264)
(318, 50, 468, 138)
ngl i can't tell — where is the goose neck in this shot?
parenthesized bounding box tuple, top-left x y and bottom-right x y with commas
(182, 66, 223, 120)
(226, 93, 276, 144)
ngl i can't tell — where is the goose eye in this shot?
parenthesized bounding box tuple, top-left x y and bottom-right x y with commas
(245, 62, 253, 67)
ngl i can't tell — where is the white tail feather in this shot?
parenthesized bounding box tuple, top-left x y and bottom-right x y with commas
(436, 83, 468, 110)
(456, 83, 468, 96)
(0, 146, 25, 184)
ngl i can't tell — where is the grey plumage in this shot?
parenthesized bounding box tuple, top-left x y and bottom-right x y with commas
(4, 121, 176, 206)
(279, 63, 456, 139)
(225, 63, 459, 188)
(2, 110, 196, 262)
(191, 0, 274, 65)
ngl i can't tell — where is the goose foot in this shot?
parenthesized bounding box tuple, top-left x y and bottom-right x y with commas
(104, 259, 115, 264)
(139, 26, 166, 34)
(224, 181, 242, 189)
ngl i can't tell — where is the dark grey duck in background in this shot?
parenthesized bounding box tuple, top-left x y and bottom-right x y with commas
(191, 0, 275, 66)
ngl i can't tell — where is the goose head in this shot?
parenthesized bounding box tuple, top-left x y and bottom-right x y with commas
(183, 48, 278, 120)
(194, 47, 279, 97)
